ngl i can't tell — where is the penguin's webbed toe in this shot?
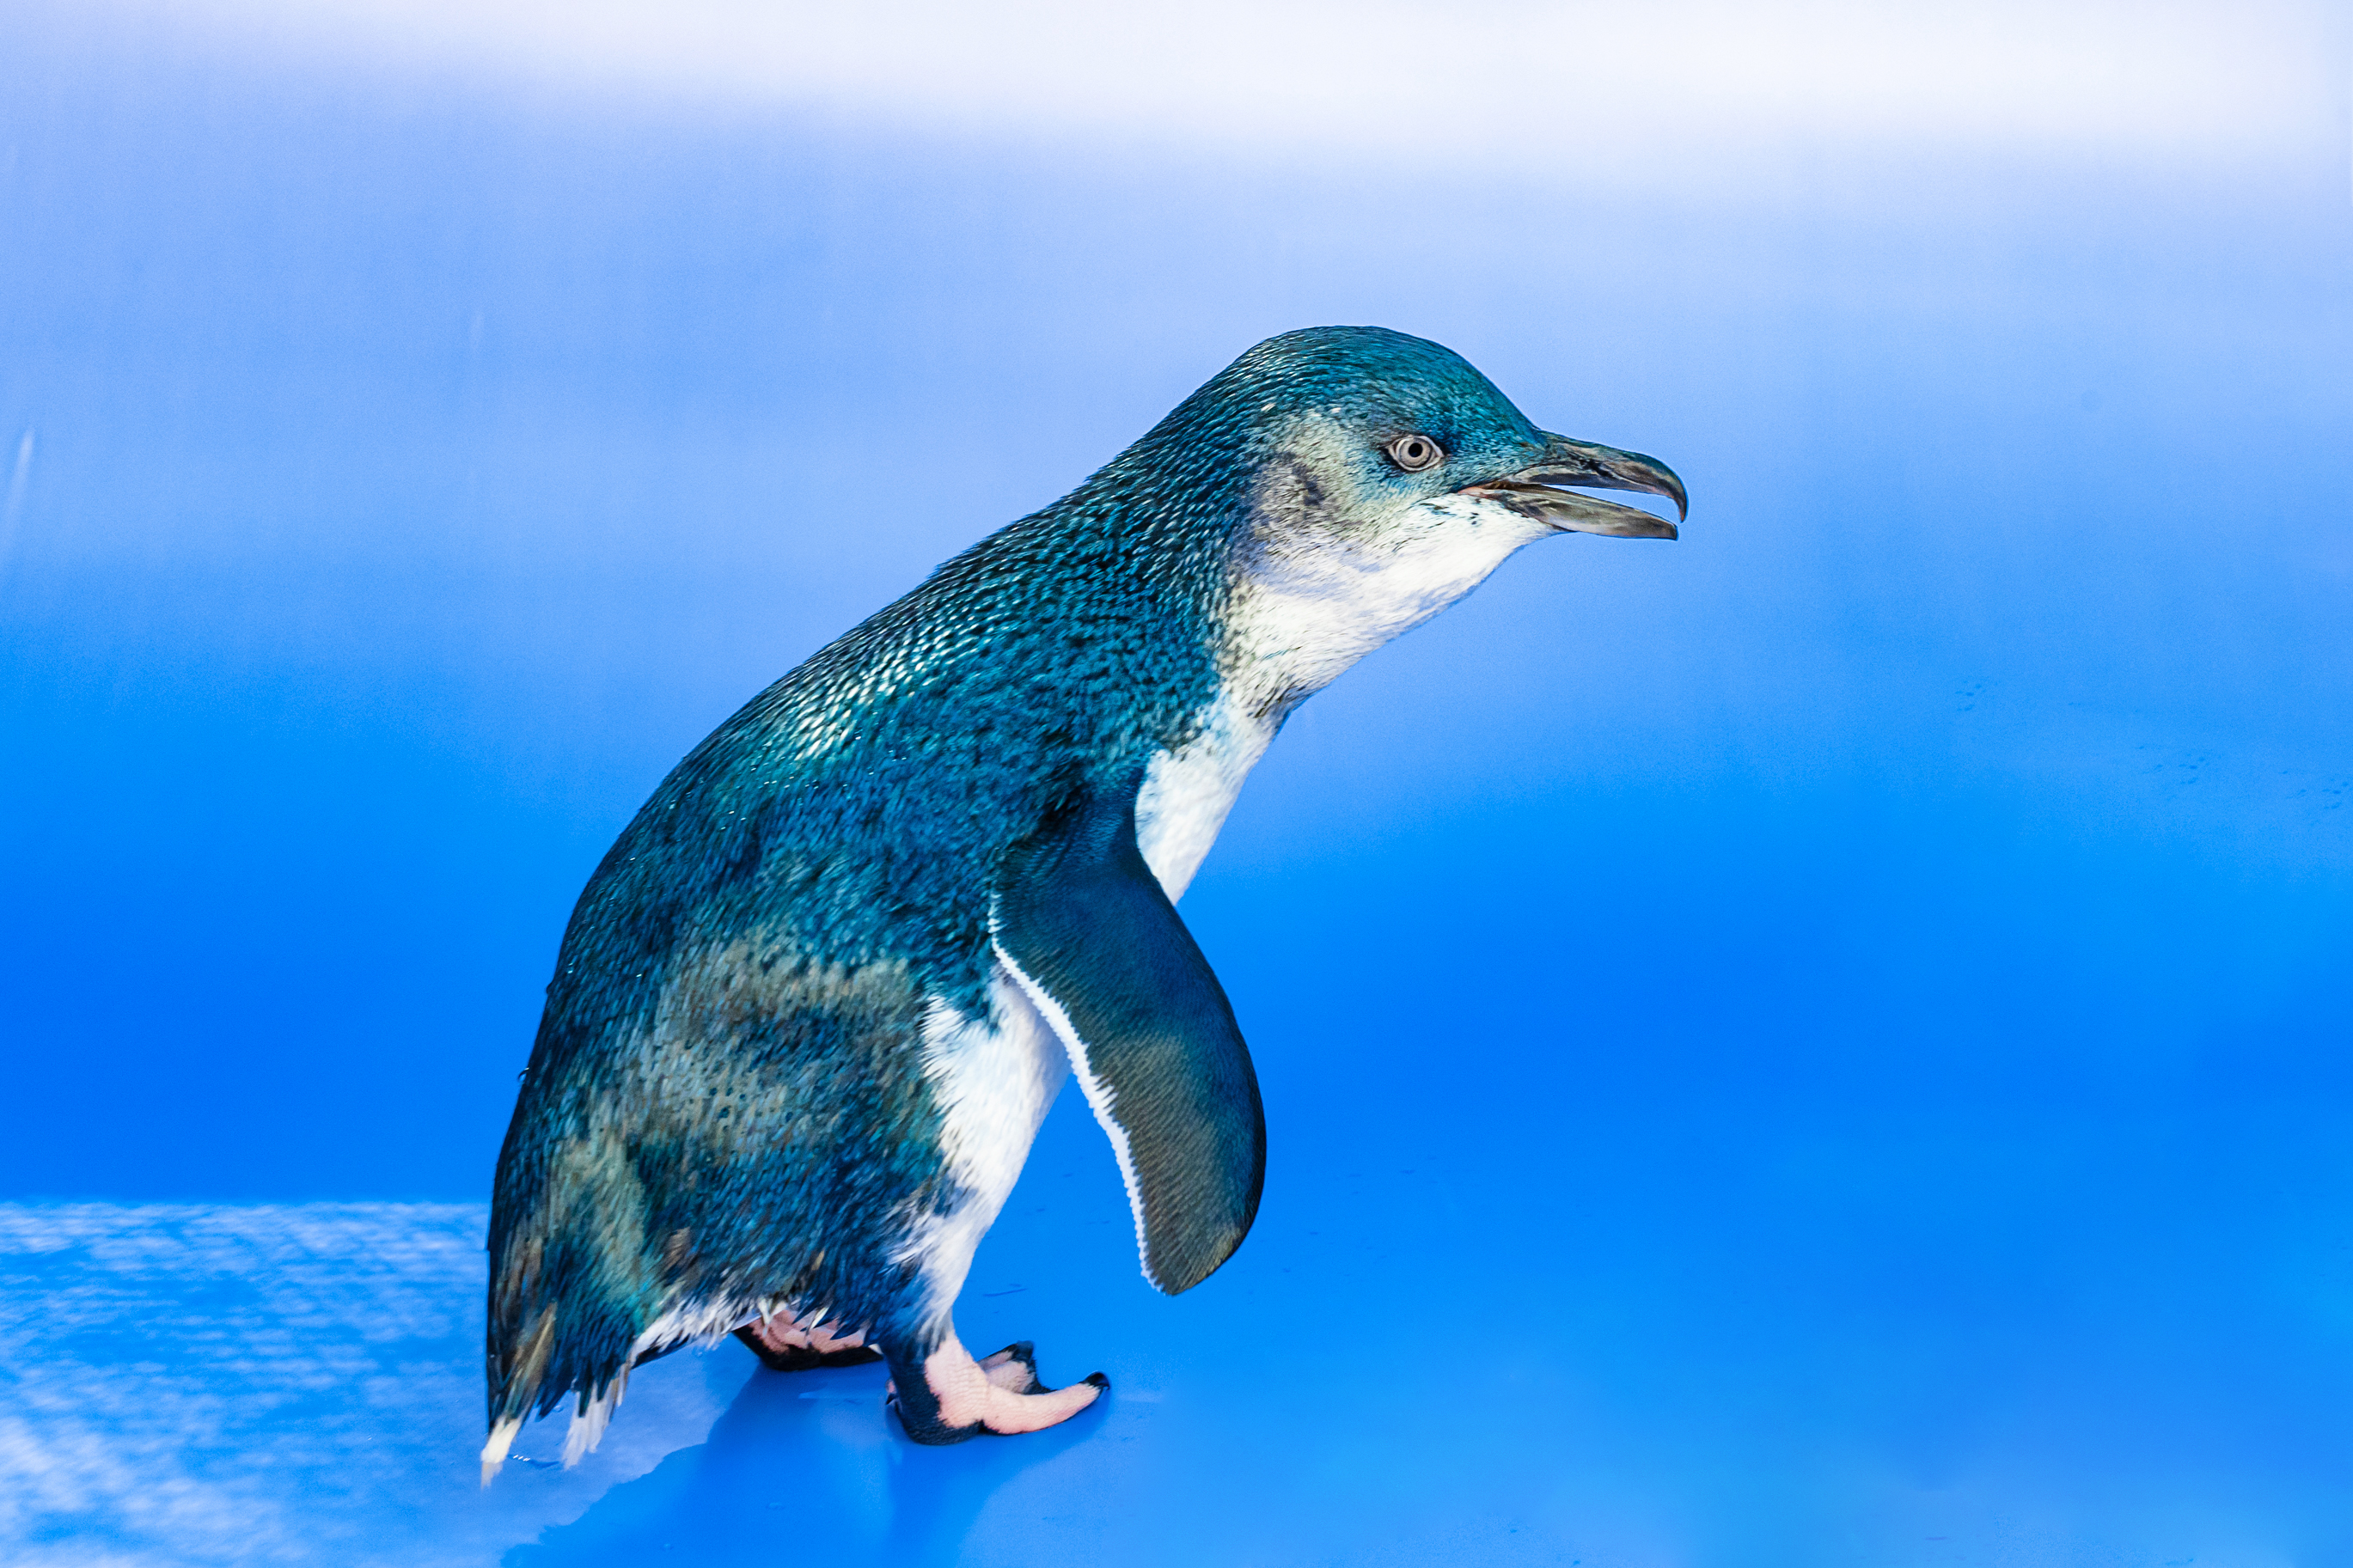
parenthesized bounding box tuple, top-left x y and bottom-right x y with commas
(980, 1340, 1043, 1394)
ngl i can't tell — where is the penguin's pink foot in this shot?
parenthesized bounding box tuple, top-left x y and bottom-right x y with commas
(886, 1329, 1106, 1444)
(735, 1312, 883, 1372)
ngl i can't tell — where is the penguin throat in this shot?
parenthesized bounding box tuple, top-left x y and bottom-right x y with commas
(1225, 487, 1549, 710)
(1131, 488, 1549, 902)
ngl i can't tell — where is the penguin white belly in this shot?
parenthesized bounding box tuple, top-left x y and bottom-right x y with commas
(900, 970, 1072, 1314)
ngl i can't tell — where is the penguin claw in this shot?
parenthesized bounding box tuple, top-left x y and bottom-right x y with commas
(885, 1329, 1106, 1443)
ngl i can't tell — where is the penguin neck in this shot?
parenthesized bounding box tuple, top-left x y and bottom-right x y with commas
(1133, 487, 1549, 900)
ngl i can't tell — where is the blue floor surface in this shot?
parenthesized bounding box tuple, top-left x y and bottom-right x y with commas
(11, 1008, 2353, 1568)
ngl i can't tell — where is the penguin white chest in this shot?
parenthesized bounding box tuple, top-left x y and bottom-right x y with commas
(1133, 490, 1547, 902)
(1134, 696, 1275, 903)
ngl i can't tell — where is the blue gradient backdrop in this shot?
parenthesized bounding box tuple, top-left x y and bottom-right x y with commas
(3, 4, 2351, 1563)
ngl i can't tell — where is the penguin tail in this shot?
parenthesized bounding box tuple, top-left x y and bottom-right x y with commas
(482, 1110, 668, 1486)
(478, 1414, 524, 1490)
(480, 1294, 560, 1489)
(481, 1299, 647, 1486)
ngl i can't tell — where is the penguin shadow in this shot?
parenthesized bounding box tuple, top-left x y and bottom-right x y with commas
(504, 1350, 1106, 1567)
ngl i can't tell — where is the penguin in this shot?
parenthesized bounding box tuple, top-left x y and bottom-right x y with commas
(481, 325, 1684, 1474)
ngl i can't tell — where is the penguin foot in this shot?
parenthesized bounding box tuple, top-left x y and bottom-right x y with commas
(736, 1313, 881, 1372)
(734, 1327, 883, 1372)
(885, 1328, 1106, 1444)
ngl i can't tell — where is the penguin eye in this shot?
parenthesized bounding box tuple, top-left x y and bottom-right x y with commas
(1386, 435, 1443, 473)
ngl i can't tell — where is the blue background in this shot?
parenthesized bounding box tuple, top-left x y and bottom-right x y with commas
(3, 3, 2351, 1562)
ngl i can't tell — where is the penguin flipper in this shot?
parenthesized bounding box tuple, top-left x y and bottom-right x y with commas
(995, 783, 1266, 1295)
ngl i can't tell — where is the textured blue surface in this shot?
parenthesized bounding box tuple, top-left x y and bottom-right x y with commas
(3, 3, 2351, 1563)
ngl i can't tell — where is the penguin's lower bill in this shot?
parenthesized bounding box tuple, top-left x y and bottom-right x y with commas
(480, 325, 1685, 1476)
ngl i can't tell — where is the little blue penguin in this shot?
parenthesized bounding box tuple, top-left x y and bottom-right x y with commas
(481, 324, 1685, 1474)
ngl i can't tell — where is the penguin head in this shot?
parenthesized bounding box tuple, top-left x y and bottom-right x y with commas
(1143, 325, 1687, 699)
(1190, 323, 1684, 538)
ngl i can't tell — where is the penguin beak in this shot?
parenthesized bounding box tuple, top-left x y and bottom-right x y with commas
(1468, 433, 1687, 540)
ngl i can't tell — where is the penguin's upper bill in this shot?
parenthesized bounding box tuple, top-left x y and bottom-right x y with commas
(1459, 431, 1685, 539)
